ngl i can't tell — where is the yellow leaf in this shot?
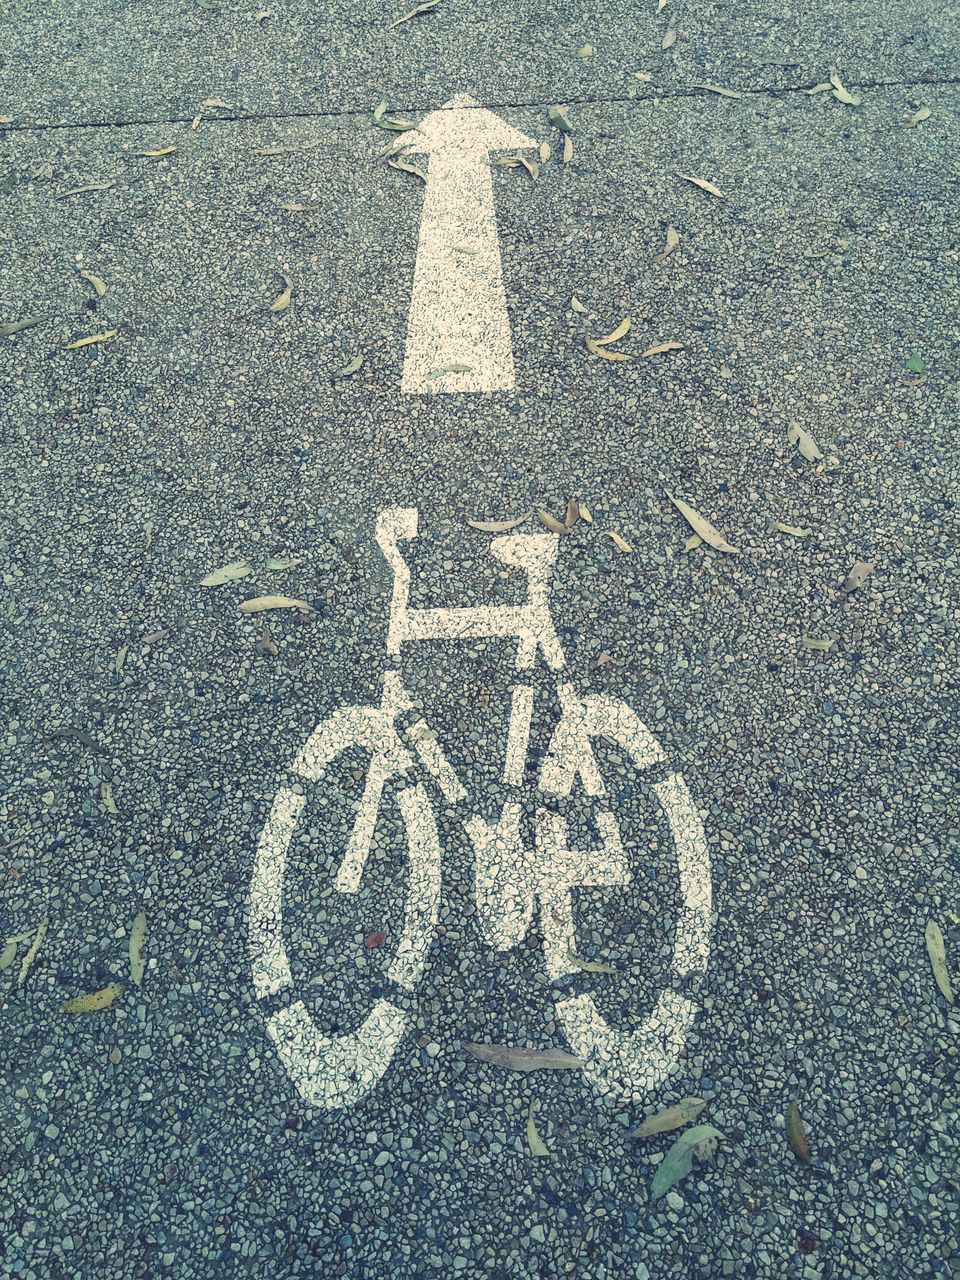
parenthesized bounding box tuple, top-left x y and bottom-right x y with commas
(585, 337, 630, 362)
(139, 146, 177, 157)
(61, 983, 124, 1013)
(79, 271, 107, 297)
(191, 114, 202, 130)
(684, 533, 703, 552)
(129, 911, 147, 987)
(63, 330, 118, 350)
(693, 83, 742, 99)
(201, 560, 251, 587)
(593, 317, 631, 346)
(641, 340, 685, 358)
(270, 273, 292, 312)
(604, 531, 633, 553)
(802, 635, 836, 651)
(768, 520, 812, 538)
(578, 502, 593, 523)
(665, 490, 738, 552)
(389, 0, 441, 28)
(564, 497, 580, 530)
(537, 510, 571, 535)
(926, 921, 954, 1003)
(17, 920, 48, 987)
(571, 295, 586, 313)
(201, 97, 232, 109)
(680, 174, 724, 197)
(466, 515, 531, 532)
(526, 1103, 551, 1157)
(654, 225, 680, 261)
(238, 595, 312, 613)
(539, 142, 551, 163)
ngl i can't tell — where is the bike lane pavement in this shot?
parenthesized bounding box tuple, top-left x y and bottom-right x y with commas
(2, 35, 958, 1280)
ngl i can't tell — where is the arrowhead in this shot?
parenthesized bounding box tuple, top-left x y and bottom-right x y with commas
(397, 94, 536, 156)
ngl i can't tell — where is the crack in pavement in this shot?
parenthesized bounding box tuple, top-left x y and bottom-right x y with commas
(1, 75, 958, 135)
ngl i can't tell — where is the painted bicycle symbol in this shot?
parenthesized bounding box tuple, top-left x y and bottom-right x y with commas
(248, 508, 712, 1109)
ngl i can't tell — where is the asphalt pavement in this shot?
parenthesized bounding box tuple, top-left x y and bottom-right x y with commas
(1, 3, 959, 1279)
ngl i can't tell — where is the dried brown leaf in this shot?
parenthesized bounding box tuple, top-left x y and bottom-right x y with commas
(463, 1042, 585, 1072)
(631, 1097, 707, 1138)
(785, 1102, 811, 1163)
(641, 340, 685, 357)
(841, 561, 874, 592)
(665, 491, 738, 552)
(680, 174, 724, 198)
(239, 595, 312, 613)
(467, 514, 531, 533)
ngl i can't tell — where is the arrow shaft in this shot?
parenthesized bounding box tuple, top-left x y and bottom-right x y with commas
(402, 151, 516, 394)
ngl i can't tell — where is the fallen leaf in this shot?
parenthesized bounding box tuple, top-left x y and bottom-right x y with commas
(539, 142, 551, 163)
(806, 82, 834, 95)
(604, 531, 633, 553)
(693, 83, 742, 99)
(906, 352, 924, 373)
(518, 156, 539, 180)
(654, 225, 680, 261)
(905, 106, 931, 128)
(926, 920, 954, 1003)
(17, 921, 48, 987)
(680, 174, 724, 198)
(115, 643, 128, 674)
(631, 1097, 707, 1138)
(388, 0, 441, 28)
(0, 168, 17, 194)
(365, 931, 387, 948)
(597, 651, 613, 668)
(101, 781, 118, 813)
(139, 146, 177, 157)
(801, 635, 836, 651)
(651, 1124, 723, 1198)
(57, 181, 115, 197)
(665, 491, 738, 552)
(787, 420, 823, 462)
(593, 317, 631, 346)
(335, 354, 364, 377)
(562, 133, 574, 163)
(527, 1103, 550, 1156)
(684, 533, 703, 553)
(578, 502, 593, 523)
(661, 27, 676, 50)
(0, 115, 13, 124)
(141, 629, 168, 646)
(372, 99, 389, 125)
(201, 559, 251, 587)
(201, 97, 232, 109)
(427, 364, 472, 379)
(466, 515, 531, 532)
(47, 727, 104, 751)
(829, 68, 861, 106)
(129, 911, 147, 987)
(239, 595, 312, 613)
(0, 315, 49, 337)
(768, 520, 812, 538)
(564, 498, 580, 530)
(634, 71, 653, 81)
(61, 983, 124, 1014)
(577, 43, 594, 59)
(0, 940, 16, 971)
(641, 340, 685, 358)
(548, 106, 574, 133)
(64, 330, 118, 349)
(278, 200, 320, 211)
(254, 8, 272, 19)
(389, 157, 427, 181)
(79, 271, 107, 297)
(258, 627, 278, 655)
(566, 947, 615, 974)
(265, 555, 303, 570)
(570, 295, 585, 313)
(463, 1042, 585, 1072)
(842, 561, 874, 592)
(538, 510, 571, 535)
(586, 338, 630, 362)
(785, 1102, 811, 1163)
(269, 273, 292, 312)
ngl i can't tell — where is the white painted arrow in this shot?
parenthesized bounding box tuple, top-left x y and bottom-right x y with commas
(396, 94, 535, 395)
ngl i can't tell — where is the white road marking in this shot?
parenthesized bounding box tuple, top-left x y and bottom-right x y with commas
(397, 94, 535, 394)
(405, 721, 467, 802)
(503, 685, 533, 785)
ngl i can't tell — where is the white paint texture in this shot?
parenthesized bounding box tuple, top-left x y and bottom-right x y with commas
(397, 94, 535, 394)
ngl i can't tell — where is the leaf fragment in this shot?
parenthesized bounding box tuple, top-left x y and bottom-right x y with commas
(652, 1125, 723, 1198)
(278, 200, 320, 211)
(463, 1042, 585, 1072)
(578, 502, 593, 523)
(269, 273, 292, 312)
(79, 271, 107, 297)
(631, 1097, 707, 1138)
(427, 364, 473, 379)
(537, 509, 571, 535)
(593, 317, 631, 346)
(114, 643, 128, 674)
(925, 920, 953, 1003)
(364, 930, 387, 948)
(768, 519, 812, 538)
(570, 295, 585, 313)
(466, 514, 531, 533)
(906, 351, 924, 373)
(806, 82, 834, 95)
(0, 940, 17, 971)
(548, 106, 574, 133)
(665, 491, 738, 552)
(527, 1103, 551, 1156)
(335, 353, 364, 377)
(517, 156, 539, 180)
(388, 0, 441, 28)
(577, 43, 594, 59)
(61, 983, 124, 1013)
(129, 911, 147, 987)
(201, 97, 232, 109)
(139, 146, 177, 157)
(566, 947, 615, 974)
(17, 921, 48, 987)
(265, 555, 303, 570)
(785, 1102, 811, 1163)
(641, 340, 685, 358)
(586, 336, 630, 362)
(693, 83, 742, 99)
(258, 627, 278, 655)
(238, 595, 312, 613)
(661, 27, 677, 50)
(63, 330, 118, 349)
(0, 315, 49, 337)
(538, 142, 551, 164)
(801, 634, 836, 651)
(829, 69, 861, 106)
(684, 533, 704, 552)
(57, 181, 115, 198)
(201, 559, 251, 587)
(562, 133, 574, 163)
(604, 531, 633, 553)
(388, 157, 427, 181)
(842, 561, 874, 593)
(653, 225, 680, 262)
(905, 107, 931, 128)
(680, 173, 724, 198)
(787, 420, 823, 462)
(564, 497, 580, 531)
